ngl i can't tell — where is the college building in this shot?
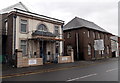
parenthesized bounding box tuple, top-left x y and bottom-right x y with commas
(63, 17, 112, 61)
(0, 2, 68, 67)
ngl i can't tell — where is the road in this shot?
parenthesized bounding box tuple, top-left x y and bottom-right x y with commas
(2, 58, 118, 81)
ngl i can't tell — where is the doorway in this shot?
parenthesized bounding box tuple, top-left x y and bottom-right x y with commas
(40, 41, 46, 63)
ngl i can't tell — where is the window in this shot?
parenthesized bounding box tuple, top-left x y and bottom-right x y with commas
(98, 33, 100, 39)
(5, 20, 8, 35)
(93, 32, 95, 38)
(107, 46, 109, 54)
(67, 32, 71, 38)
(88, 30, 90, 37)
(21, 40, 27, 55)
(20, 19, 27, 33)
(37, 24, 47, 32)
(55, 26, 59, 36)
(88, 44, 91, 55)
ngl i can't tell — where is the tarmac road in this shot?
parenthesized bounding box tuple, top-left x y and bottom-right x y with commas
(2, 58, 118, 82)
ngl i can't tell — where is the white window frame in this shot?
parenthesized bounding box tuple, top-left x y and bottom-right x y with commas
(20, 40, 27, 56)
(37, 24, 48, 32)
(54, 26, 59, 36)
(20, 19, 28, 33)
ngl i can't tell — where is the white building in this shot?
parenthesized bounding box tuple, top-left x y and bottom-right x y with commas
(1, 2, 64, 67)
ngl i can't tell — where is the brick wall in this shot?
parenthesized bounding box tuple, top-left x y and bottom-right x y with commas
(64, 27, 112, 61)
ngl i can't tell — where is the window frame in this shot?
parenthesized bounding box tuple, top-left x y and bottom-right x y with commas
(93, 32, 95, 39)
(37, 24, 48, 32)
(20, 40, 27, 56)
(20, 18, 28, 34)
(98, 33, 100, 39)
(54, 26, 59, 36)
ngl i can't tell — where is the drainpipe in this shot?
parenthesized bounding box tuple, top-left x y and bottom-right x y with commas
(13, 13, 17, 60)
(76, 33, 79, 60)
(61, 25, 64, 56)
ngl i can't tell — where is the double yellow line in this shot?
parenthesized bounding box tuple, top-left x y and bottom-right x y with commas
(0, 61, 111, 79)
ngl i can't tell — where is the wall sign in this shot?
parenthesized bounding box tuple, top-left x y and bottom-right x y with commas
(28, 59, 37, 65)
(62, 57, 68, 61)
(94, 39, 104, 50)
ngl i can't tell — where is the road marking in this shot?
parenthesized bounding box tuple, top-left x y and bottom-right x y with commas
(67, 73, 97, 81)
(106, 68, 118, 72)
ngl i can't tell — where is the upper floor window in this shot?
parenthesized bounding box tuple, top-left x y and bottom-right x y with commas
(54, 26, 59, 36)
(93, 32, 95, 38)
(20, 19, 28, 33)
(37, 24, 47, 32)
(98, 33, 100, 39)
(67, 32, 71, 38)
(88, 30, 90, 38)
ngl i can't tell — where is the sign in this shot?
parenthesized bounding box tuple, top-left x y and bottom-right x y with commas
(28, 59, 37, 65)
(62, 57, 68, 61)
(94, 39, 104, 50)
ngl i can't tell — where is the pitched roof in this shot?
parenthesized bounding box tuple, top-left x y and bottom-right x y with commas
(63, 17, 109, 33)
(0, 2, 29, 14)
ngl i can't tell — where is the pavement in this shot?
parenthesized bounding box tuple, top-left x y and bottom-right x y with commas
(2, 57, 118, 76)
(1, 57, 118, 82)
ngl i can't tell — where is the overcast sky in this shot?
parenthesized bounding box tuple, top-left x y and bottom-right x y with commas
(0, 0, 119, 35)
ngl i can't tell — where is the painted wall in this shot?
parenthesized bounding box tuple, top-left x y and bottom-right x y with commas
(15, 15, 63, 57)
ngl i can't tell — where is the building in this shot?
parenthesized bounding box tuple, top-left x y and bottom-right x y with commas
(119, 37, 120, 56)
(110, 36, 119, 57)
(63, 17, 112, 61)
(1, 2, 64, 67)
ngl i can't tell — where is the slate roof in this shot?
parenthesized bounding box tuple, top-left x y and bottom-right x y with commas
(63, 17, 109, 33)
(0, 2, 29, 14)
(32, 30, 56, 37)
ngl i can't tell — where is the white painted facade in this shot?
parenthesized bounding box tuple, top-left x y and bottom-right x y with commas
(15, 15, 63, 62)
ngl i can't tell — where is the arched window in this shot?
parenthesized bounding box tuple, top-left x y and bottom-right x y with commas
(37, 24, 48, 32)
(88, 44, 91, 55)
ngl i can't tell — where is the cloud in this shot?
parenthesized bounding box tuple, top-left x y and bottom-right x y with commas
(0, 0, 118, 35)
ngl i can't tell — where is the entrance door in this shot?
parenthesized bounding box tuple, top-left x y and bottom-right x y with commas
(40, 41, 46, 63)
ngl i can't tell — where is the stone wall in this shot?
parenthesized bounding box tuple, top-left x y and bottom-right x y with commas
(16, 49, 43, 68)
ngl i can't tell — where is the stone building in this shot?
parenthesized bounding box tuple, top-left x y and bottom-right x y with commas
(0, 2, 64, 67)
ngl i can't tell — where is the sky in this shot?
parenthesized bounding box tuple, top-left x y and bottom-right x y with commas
(0, 0, 119, 36)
